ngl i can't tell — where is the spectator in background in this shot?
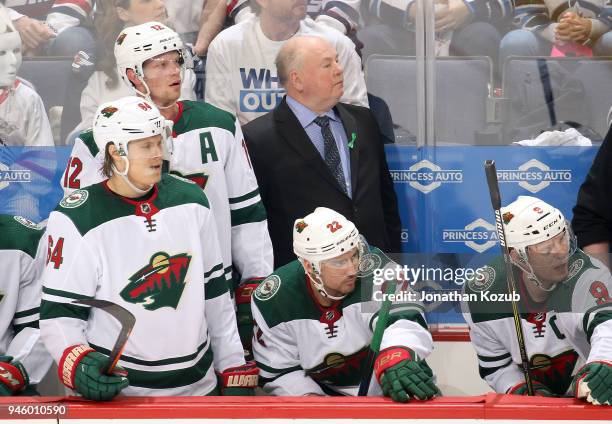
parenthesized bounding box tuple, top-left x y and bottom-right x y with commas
(501, 0, 612, 65)
(572, 125, 612, 270)
(206, 0, 368, 125)
(359, 0, 511, 65)
(227, 0, 361, 41)
(243, 35, 401, 267)
(68, 0, 196, 139)
(5, 0, 94, 57)
(0, 5, 52, 146)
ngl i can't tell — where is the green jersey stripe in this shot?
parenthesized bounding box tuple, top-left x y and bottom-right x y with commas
(229, 188, 260, 205)
(40, 300, 89, 321)
(230, 202, 267, 226)
(13, 321, 39, 334)
(14, 307, 39, 319)
(42, 286, 92, 301)
(256, 361, 302, 374)
(125, 346, 214, 390)
(205, 274, 229, 299)
(477, 352, 512, 362)
(479, 360, 512, 379)
(90, 340, 208, 367)
(204, 263, 224, 279)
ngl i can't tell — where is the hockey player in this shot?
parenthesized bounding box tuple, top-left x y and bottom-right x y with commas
(252, 207, 438, 401)
(0, 5, 53, 146)
(40, 97, 258, 399)
(60, 21, 273, 358)
(0, 215, 52, 395)
(463, 196, 612, 405)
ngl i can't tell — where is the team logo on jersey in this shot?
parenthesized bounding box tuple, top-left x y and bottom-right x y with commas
(13, 215, 42, 230)
(101, 106, 118, 118)
(566, 258, 584, 281)
(530, 349, 579, 395)
(468, 265, 496, 292)
(60, 190, 89, 208)
(120, 252, 191, 310)
(305, 347, 369, 386)
(254, 275, 281, 301)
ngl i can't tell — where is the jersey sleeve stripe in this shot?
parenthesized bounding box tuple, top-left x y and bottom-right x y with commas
(14, 307, 40, 319)
(104, 346, 214, 390)
(230, 202, 267, 226)
(13, 312, 39, 326)
(256, 362, 302, 374)
(229, 188, 260, 204)
(90, 340, 209, 367)
(584, 309, 612, 343)
(205, 274, 229, 300)
(42, 286, 93, 301)
(477, 352, 512, 362)
(203, 263, 224, 279)
(39, 300, 90, 321)
(479, 360, 513, 378)
(13, 321, 39, 334)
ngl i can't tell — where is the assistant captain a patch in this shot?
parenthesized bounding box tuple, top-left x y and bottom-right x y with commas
(254, 275, 281, 301)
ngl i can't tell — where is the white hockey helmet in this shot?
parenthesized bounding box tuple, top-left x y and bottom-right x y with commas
(114, 21, 193, 98)
(293, 207, 363, 299)
(93, 96, 173, 193)
(501, 195, 576, 289)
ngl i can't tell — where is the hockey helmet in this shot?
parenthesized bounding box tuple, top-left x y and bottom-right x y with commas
(114, 21, 193, 98)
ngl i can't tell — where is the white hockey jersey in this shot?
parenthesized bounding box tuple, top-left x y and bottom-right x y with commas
(40, 175, 245, 396)
(205, 16, 369, 125)
(252, 252, 433, 396)
(62, 100, 273, 289)
(0, 215, 52, 385)
(0, 80, 53, 146)
(462, 250, 612, 395)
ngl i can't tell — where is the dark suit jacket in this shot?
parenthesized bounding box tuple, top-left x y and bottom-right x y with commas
(243, 97, 402, 268)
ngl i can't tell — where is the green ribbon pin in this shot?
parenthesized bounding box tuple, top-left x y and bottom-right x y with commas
(348, 132, 357, 149)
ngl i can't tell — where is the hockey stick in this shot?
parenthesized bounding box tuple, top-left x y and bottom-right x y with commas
(358, 263, 397, 396)
(72, 299, 136, 374)
(484, 160, 534, 396)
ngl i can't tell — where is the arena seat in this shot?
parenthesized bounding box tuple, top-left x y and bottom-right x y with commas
(502, 57, 612, 143)
(17, 57, 73, 113)
(365, 56, 492, 145)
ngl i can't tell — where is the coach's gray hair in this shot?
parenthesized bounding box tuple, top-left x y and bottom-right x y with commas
(276, 36, 322, 88)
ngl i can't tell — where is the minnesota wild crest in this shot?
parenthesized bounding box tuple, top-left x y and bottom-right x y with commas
(120, 252, 192, 310)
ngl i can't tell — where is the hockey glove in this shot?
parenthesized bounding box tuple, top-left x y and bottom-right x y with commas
(0, 355, 29, 395)
(572, 361, 612, 406)
(218, 361, 259, 396)
(374, 346, 439, 402)
(235, 280, 262, 359)
(59, 345, 129, 401)
(507, 381, 556, 397)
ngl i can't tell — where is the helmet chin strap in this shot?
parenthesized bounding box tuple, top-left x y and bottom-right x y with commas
(516, 253, 558, 292)
(111, 157, 152, 196)
(309, 267, 347, 301)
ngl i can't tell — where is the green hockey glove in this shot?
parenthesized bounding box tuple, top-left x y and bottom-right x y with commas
(59, 345, 129, 401)
(235, 280, 262, 359)
(573, 361, 612, 406)
(218, 361, 259, 396)
(507, 381, 556, 397)
(0, 355, 29, 395)
(374, 346, 439, 402)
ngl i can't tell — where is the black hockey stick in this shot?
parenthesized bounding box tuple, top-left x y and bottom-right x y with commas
(484, 160, 535, 396)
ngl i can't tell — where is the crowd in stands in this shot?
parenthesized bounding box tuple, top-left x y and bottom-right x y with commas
(1, 0, 612, 147)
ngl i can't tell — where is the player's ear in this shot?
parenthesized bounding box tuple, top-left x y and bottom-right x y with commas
(509, 248, 520, 261)
(126, 69, 142, 89)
